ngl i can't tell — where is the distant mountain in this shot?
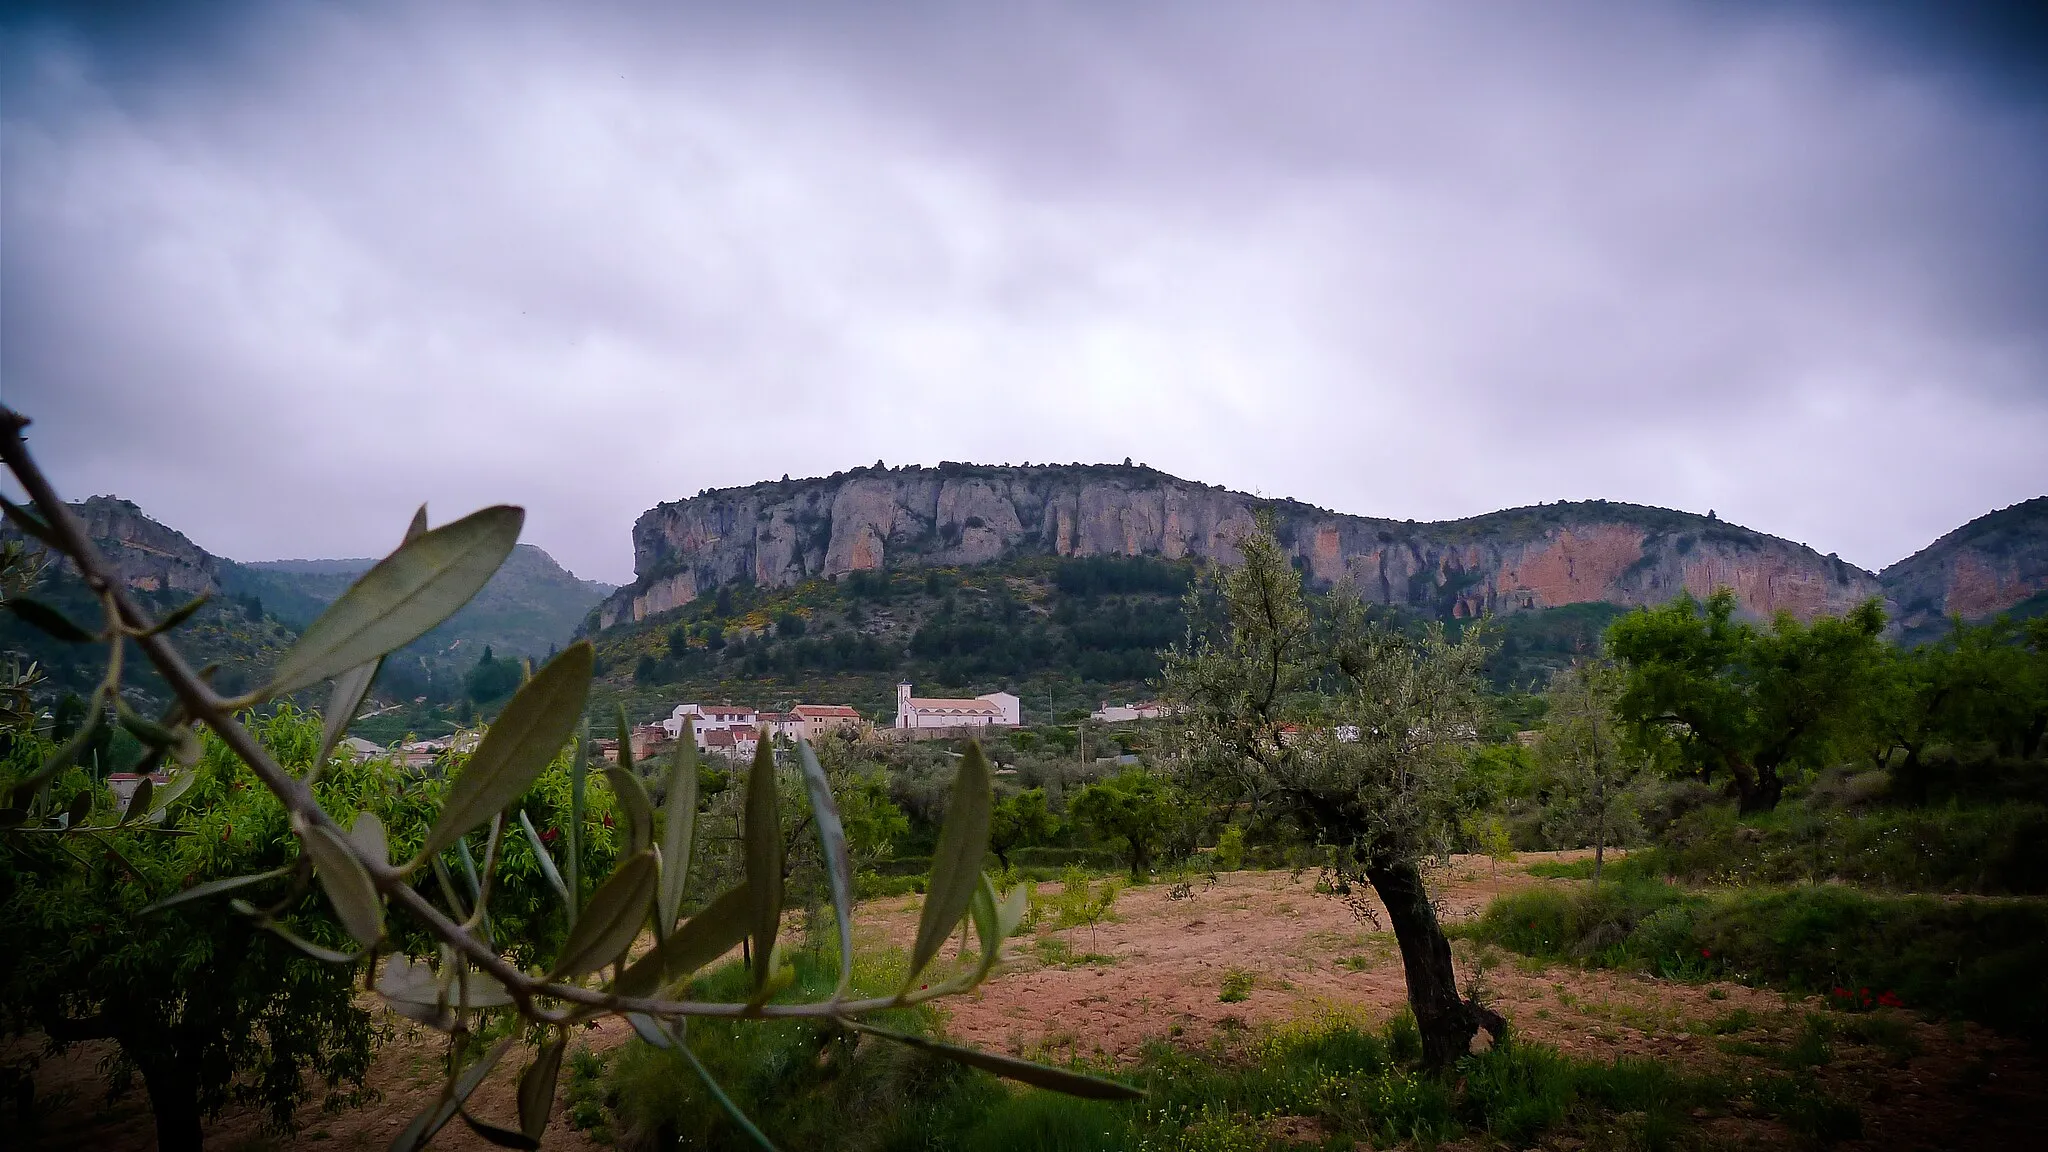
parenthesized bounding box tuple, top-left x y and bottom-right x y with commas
(225, 543, 614, 661)
(1881, 497, 2048, 640)
(599, 463, 1893, 629)
(2, 497, 612, 705)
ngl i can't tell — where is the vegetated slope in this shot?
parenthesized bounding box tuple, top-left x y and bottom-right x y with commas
(0, 497, 297, 702)
(600, 463, 1884, 631)
(587, 554, 1194, 724)
(1882, 496, 2048, 641)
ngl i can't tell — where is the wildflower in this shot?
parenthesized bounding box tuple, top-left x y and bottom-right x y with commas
(1877, 990, 1904, 1009)
(541, 827, 560, 845)
(1700, 948, 1712, 958)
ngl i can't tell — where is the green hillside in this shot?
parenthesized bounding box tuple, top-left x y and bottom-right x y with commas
(583, 553, 1623, 726)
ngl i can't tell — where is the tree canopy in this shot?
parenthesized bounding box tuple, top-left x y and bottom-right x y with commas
(1606, 589, 1886, 813)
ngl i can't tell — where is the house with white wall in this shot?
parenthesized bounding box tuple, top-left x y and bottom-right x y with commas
(895, 683, 1022, 731)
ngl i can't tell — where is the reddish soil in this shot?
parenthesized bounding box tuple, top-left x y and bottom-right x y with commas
(9, 852, 2046, 1150)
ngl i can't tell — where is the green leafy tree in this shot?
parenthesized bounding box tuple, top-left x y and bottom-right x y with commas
(988, 787, 1057, 870)
(1606, 589, 1886, 813)
(1, 717, 375, 1150)
(1534, 659, 1641, 882)
(1162, 519, 1504, 1066)
(1068, 769, 1175, 879)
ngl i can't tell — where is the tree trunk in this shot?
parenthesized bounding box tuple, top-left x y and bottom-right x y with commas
(1365, 857, 1504, 1068)
(1733, 762, 1783, 814)
(138, 1053, 205, 1152)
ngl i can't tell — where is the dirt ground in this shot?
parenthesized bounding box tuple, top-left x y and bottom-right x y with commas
(10, 852, 2047, 1150)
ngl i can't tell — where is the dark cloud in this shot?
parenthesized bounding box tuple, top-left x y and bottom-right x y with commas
(4, 1, 2043, 582)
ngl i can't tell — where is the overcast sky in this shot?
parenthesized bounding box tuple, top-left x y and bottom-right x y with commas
(4, 1, 2044, 584)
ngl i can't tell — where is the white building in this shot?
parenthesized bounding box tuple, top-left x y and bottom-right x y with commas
(661, 704, 757, 748)
(895, 683, 1022, 731)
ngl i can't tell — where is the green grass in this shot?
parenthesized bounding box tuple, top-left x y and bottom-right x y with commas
(601, 969, 1860, 1151)
(1647, 801, 2048, 895)
(1461, 875, 2048, 1040)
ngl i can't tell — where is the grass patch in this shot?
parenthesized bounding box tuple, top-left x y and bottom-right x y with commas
(1034, 937, 1118, 967)
(1648, 801, 2048, 895)
(1218, 968, 1255, 1003)
(602, 982, 1860, 1150)
(1462, 876, 2048, 1040)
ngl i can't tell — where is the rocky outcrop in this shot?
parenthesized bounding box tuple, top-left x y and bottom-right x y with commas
(1881, 497, 2048, 630)
(64, 496, 221, 595)
(598, 464, 1888, 627)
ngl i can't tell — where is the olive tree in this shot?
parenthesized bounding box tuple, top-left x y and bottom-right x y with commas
(0, 406, 1133, 1151)
(1161, 520, 1504, 1067)
(1534, 659, 1641, 883)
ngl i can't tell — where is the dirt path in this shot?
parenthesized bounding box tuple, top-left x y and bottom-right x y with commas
(11, 852, 2046, 1149)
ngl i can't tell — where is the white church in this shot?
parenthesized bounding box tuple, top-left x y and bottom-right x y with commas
(894, 682, 1022, 731)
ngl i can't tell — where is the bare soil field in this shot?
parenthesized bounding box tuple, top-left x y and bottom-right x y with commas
(11, 852, 2046, 1149)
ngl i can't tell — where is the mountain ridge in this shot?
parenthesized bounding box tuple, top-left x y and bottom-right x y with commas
(601, 463, 1941, 630)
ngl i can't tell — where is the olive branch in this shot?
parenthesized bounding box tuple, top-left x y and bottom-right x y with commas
(0, 407, 1137, 1150)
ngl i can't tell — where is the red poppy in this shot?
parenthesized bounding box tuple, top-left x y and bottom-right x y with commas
(542, 828, 560, 844)
(1877, 990, 1905, 1009)
(1700, 948, 1712, 958)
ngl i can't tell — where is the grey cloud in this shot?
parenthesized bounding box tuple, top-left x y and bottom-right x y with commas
(3, 0, 2043, 583)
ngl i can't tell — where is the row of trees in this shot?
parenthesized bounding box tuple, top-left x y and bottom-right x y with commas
(1606, 588, 2046, 813)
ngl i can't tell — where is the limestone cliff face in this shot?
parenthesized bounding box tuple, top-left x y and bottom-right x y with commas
(1881, 497, 2048, 629)
(598, 464, 1885, 627)
(66, 497, 221, 595)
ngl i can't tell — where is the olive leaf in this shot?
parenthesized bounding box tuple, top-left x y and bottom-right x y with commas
(842, 1019, 1143, 1100)
(392, 1036, 517, 1152)
(350, 810, 389, 866)
(63, 789, 90, 830)
(797, 740, 855, 999)
(517, 1034, 567, 1142)
(905, 742, 992, 991)
(613, 881, 751, 998)
(258, 920, 362, 964)
(547, 849, 657, 980)
(141, 593, 210, 636)
(613, 703, 634, 774)
(677, 1040, 781, 1152)
(657, 726, 700, 933)
(144, 866, 291, 914)
(115, 698, 179, 748)
(603, 765, 653, 858)
(969, 874, 1003, 981)
(317, 659, 381, 771)
(146, 766, 197, 814)
(118, 777, 153, 825)
(459, 1109, 538, 1150)
(267, 505, 522, 696)
(742, 736, 782, 992)
(301, 822, 385, 948)
(516, 810, 570, 904)
(421, 642, 592, 859)
(566, 718, 588, 926)
(3, 597, 93, 643)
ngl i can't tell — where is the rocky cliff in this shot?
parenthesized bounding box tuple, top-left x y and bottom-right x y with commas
(1880, 497, 2048, 631)
(599, 464, 1886, 628)
(63, 496, 222, 595)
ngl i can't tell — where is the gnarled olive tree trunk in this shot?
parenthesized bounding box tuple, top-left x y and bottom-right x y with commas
(1365, 857, 1505, 1068)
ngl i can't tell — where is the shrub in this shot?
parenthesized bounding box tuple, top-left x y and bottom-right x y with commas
(1465, 879, 2048, 1039)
